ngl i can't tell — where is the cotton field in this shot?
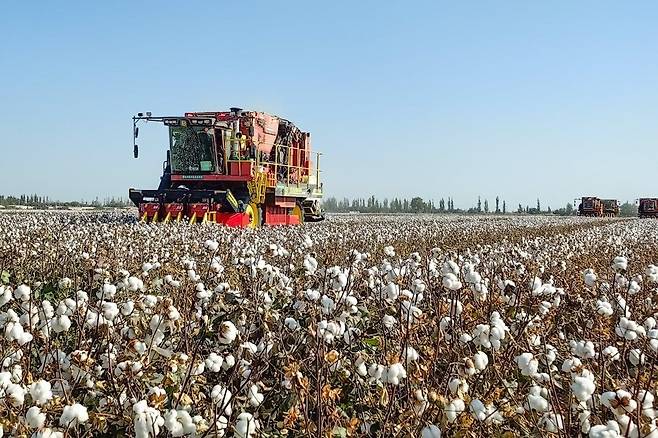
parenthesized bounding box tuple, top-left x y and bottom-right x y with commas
(1, 212, 658, 437)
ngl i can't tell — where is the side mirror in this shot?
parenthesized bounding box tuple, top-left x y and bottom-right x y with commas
(134, 126, 139, 139)
(248, 126, 255, 137)
(134, 144, 139, 158)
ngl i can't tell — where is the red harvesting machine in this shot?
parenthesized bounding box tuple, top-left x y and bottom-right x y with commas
(576, 197, 604, 217)
(576, 197, 619, 217)
(639, 198, 658, 218)
(129, 108, 324, 227)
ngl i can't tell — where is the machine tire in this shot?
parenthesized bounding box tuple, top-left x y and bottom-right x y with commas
(292, 203, 304, 224)
(245, 203, 262, 228)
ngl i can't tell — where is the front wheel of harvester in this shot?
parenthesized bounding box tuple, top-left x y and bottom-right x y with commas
(244, 203, 262, 228)
(292, 203, 304, 224)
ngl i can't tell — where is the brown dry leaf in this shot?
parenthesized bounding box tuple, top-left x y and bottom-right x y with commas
(321, 384, 341, 402)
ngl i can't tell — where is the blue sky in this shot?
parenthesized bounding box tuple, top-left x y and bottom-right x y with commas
(1, 1, 657, 209)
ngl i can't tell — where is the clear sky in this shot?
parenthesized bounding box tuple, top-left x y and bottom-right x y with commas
(1, 1, 657, 209)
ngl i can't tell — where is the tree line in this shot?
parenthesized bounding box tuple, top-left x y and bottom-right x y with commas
(323, 196, 639, 217)
(0, 194, 132, 208)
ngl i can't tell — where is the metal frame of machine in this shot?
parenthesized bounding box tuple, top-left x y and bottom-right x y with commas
(129, 108, 324, 227)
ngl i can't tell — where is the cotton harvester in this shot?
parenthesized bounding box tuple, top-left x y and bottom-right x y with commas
(576, 197, 604, 217)
(129, 108, 324, 227)
(576, 197, 619, 217)
(638, 198, 658, 218)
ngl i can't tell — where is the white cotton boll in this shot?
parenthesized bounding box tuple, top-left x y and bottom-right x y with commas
(218, 321, 238, 344)
(26, 406, 46, 428)
(121, 300, 135, 316)
(527, 386, 549, 412)
(98, 283, 117, 300)
(211, 385, 233, 416)
(448, 377, 469, 396)
(385, 282, 400, 300)
(163, 409, 196, 437)
(404, 346, 419, 362)
(305, 289, 320, 301)
(603, 346, 620, 361)
(0, 286, 13, 307)
(515, 352, 538, 376)
(444, 399, 465, 422)
(562, 357, 582, 373)
(612, 256, 628, 272)
(102, 302, 120, 321)
(247, 384, 264, 407)
(14, 284, 31, 302)
(584, 270, 597, 287)
(284, 317, 299, 331)
(51, 314, 72, 333)
(460, 333, 473, 344)
(204, 240, 219, 252)
(59, 403, 89, 428)
(367, 364, 386, 383)
(355, 356, 367, 377)
(470, 398, 487, 421)
(128, 276, 144, 292)
(628, 281, 641, 295)
(6, 382, 26, 407)
(29, 380, 53, 405)
(473, 351, 488, 371)
(570, 340, 596, 359)
(442, 273, 462, 290)
(133, 400, 165, 438)
(588, 420, 621, 438)
(386, 363, 407, 385)
(638, 390, 657, 420)
(235, 412, 258, 438)
(571, 373, 596, 402)
(382, 315, 397, 330)
(205, 353, 224, 373)
(421, 424, 442, 438)
(629, 349, 645, 366)
(320, 295, 335, 314)
(383, 246, 396, 257)
(303, 255, 318, 274)
(596, 300, 614, 317)
(602, 390, 638, 416)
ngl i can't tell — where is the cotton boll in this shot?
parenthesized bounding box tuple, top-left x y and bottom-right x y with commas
(247, 384, 264, 407)
(515, 352, 538, 376)
(235, 412, 258, 438)
(382, 315, 397, 330)
(571, 371, 596, 402)
(26, 406, 46, 429)
(603, 346, 620, 361)
(98, 283, 117, 300)
(133, 400, 165, 438)
(386, 363, 407, 385)
(584, 270, 597, 287)
(0, 286, 13, 307)
(596, 300, 614, 317)
(163, 409, 196, 437)
(612, 256, 628, 272)
(444, 399, 466, 422)
(629, 349, 645, 366)
(14, 284, 31, 302)
(211, 385, 233, 416)
(527, 386, 549, 412)
(218, 321, 238, 344)
(59, 403, 89, 428)
(588, 420, 621, 438)
(473, 351, 488, 372)
(421, 424, 442, 438)
(204, 240, 219, 252)
(29, 380, 53, 405)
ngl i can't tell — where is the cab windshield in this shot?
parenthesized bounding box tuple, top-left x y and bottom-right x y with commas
(169, 126, 215, 173)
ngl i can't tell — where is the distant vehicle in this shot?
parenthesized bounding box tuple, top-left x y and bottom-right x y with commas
(576, 197, 604, 217)
(638, 198, 658, 218)
(601, 199, 620, 217)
